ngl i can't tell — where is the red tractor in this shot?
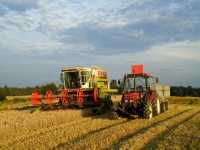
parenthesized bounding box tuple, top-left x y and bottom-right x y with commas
(116, 64, 169, 119)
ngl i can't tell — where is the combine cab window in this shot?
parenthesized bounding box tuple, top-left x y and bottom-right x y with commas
(81, 71, 90, 86)
(63, 72, 81, 88)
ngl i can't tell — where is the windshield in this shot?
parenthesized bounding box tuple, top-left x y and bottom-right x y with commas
(123, 76, 156, 92)
(62, 71, 81, 88)
(124, 77, 146, 92)
(80, 71, 90, 86)
(61, 70, 91, 89)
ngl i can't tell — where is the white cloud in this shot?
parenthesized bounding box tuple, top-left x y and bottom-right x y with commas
(149, 40, 200, 61)
(0, 0, 145, 31)
(0, 0, 38, 11)
(101, 40, 200, 63)
(0, 28, 94, 56)
(0, 0, 36, 4)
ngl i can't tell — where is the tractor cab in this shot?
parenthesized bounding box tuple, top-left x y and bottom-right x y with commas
(123, 74, 156, 93)
(121, 65, 157, 103)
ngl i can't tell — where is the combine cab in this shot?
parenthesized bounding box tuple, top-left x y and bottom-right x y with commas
(116, 64, 169, 119)
(59, 66, 109, 107)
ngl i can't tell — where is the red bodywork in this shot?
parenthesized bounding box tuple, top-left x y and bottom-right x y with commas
(31, 91, 40, 106)
(132, 64, 144, 75)
(122, 92, 142, 103)
(45, 90, 54, 105)
(122, 91, 157, 104)
(122, 64, 157, 104)
(31, 88, 99, 107)
(59, 88, 99, 106)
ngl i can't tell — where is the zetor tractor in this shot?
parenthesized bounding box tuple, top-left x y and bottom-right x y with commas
(117, 64, 168, 119)
(59, 66, 111, 107)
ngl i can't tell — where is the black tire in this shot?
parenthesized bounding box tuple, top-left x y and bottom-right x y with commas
(165, 101, 169, 111)
(109, 111, 119, 120)
(153, 98, 161, 116)
(160, 102, 166, 113)
(143, 102, 153, 119)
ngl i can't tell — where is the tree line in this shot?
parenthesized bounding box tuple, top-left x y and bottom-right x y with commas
(170, 86, 200, 97)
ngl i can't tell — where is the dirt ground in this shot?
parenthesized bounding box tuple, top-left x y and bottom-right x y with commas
(0, 98, 199, 150)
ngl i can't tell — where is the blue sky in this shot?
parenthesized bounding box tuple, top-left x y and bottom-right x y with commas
(0, 0, 200, 87)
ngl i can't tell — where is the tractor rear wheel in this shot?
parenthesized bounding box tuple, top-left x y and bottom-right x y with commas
(143, 102, 153, 119)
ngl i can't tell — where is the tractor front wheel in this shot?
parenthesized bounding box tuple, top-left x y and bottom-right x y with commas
(143, 102, 153, 119)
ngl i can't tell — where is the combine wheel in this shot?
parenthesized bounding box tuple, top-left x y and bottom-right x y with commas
(143, 102, 153, 119)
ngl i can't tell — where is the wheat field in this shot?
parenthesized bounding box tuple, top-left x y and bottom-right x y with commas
(0, 97, 199, 150)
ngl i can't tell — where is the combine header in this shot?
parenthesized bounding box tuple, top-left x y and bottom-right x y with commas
(116, 64, 169, 119)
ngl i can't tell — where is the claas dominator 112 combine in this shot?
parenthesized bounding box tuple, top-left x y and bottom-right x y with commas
(59, 66, 113, 107)
(31, 66, 115, 109)
(116, 64, 169, 119)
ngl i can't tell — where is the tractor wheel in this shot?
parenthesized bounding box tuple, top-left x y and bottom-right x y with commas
(109, 111, 119, 120)
(143, 102, 153, 119)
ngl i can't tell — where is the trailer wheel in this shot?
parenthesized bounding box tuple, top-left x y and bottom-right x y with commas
(160, 102, 166, 113)
(165, 101, 169, 111)
(143, 102, 153, 119)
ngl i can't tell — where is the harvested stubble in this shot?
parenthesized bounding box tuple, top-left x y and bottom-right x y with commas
(0, 98, 200, 150)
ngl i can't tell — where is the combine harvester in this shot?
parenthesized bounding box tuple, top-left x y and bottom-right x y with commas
(31, 66, 115, 110)
(116, 64, 169, 119)
(58, 66, 115, 107)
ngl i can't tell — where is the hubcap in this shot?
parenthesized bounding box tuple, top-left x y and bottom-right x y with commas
(156, 99, 161, 114)
(149, 104, 153, 119)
